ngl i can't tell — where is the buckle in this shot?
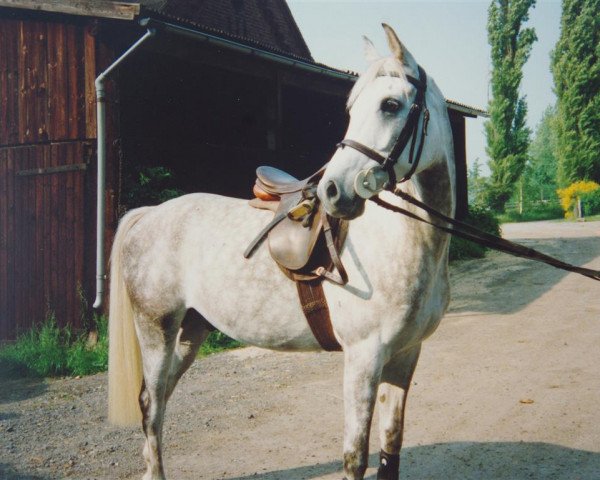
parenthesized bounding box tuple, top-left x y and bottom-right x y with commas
(288, 198, 315, 221)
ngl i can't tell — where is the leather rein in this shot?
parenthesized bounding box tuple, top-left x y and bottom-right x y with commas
(337, 65, 430, 188)
(371, 190, 600, 282)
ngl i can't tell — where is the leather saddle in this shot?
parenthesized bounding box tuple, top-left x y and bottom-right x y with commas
(245, 166, 348, 285)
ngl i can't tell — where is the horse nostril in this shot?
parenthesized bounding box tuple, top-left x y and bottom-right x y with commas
(326, 180, 340, 201)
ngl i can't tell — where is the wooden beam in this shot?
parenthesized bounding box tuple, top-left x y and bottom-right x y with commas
(17, 162, 87, 176)
(0, 1, 140, 21)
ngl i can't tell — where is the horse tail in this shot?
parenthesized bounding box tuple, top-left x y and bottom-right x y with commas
(107, 207, 151, 426)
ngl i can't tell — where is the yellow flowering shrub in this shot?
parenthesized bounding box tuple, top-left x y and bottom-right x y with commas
(556, 181, 600, 218)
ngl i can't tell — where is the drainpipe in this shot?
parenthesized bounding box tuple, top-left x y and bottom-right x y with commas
(93, 28, 155, 311)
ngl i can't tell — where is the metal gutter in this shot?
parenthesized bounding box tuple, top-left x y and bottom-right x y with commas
(93, 28, 156, 311)
(139, 18, 357, 82)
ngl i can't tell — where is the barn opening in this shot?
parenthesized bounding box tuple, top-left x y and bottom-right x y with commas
(116, 27, 350, 206)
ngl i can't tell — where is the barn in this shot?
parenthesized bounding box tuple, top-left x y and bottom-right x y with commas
(0, 0, 487, 340)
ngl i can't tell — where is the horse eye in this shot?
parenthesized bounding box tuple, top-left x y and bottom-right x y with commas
(381, 98, 401, 114)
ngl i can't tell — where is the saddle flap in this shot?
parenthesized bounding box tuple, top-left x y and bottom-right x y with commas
(268, 191, 323, 271)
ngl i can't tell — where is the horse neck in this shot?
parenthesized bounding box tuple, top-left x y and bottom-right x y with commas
(399, 157, 455, 219)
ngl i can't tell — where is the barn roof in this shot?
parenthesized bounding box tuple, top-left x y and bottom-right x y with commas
(139, 0, 314, 61)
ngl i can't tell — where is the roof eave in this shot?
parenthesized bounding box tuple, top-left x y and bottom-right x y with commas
(139, 17, 358, 82)
(445, 100, 489, 118)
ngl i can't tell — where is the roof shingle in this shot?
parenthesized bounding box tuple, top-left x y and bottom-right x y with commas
(140, 0, 313, 61)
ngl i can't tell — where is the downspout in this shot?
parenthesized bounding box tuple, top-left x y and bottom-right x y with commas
(93, 28, 155, 311)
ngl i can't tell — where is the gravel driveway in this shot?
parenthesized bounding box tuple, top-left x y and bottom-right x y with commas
(1, 220, 599, 480)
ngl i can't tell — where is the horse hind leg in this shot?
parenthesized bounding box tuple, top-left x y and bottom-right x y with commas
(376, 345, 421, 480)
(136, 309, 184, 480)
(165, 309, 213, 401)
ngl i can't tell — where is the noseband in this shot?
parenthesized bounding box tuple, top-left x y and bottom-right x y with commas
(337, 66, 430, 189)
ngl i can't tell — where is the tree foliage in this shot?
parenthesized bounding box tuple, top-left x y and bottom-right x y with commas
(551, 0, 600, 186)
(523, 106, 558, 202)
(484, 0, 537, 211)
(467, 158, 488, 206)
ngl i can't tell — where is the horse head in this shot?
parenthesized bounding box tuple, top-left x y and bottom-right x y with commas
(318, 24, 447, 219)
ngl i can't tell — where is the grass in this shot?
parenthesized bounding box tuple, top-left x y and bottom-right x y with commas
(198, 331, 242, 357)
(0, 315, 109, 378)
(0, 314, 241, 379)
(496, 206, 564, 224)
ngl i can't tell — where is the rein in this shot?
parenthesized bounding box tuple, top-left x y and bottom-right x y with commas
(371, 191, 600, 282)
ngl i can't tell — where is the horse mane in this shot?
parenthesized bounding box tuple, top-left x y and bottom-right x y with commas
(347, 57, 410, 110)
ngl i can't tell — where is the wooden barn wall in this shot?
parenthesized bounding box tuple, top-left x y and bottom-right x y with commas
(0, 143, 92, 339)
(0, 13, 105, 339)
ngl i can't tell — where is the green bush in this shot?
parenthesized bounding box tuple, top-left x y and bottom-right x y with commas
(0, 315, 108, 378)
(122, 165, 184, 209)
(449, 205, 501, 261)
(580, 189, 600, 217)
(66, 316, 109, 376)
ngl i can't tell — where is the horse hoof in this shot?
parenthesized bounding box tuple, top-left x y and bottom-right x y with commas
(377, 450, 400, 480)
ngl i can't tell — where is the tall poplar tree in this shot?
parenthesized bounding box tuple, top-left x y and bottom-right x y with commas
(551, 0, 600, 187)
(484, 0, 537, 212)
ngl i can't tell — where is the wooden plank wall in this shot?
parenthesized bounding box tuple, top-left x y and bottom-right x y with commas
(0, 15, 98, 339)
(0, 144, 89, 339)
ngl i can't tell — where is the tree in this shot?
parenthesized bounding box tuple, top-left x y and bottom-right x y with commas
(551, 0, 600, 187)
(467, 158, 488, 206)
(484, 0, 537, 212)
(525, 106, 558, 202)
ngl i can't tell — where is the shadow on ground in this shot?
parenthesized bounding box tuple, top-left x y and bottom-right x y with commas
(0, 362, 47, 404)
(0, 464, 51, 480)
(225, 441, 600, 480)
(448, 235, 600, 315)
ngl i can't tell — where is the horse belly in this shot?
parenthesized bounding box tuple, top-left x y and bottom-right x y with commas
(176, 195, 324, 351)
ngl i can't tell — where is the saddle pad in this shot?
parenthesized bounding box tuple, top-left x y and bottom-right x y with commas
(268, 190, 323, 271)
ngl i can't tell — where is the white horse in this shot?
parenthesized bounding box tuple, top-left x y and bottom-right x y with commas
(108, 24, 455, 480)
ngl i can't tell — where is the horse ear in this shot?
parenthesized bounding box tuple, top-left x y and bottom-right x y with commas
(363, 35, 380, 63)
(382, 23, 419, 70)
(382, 23, 404, 62)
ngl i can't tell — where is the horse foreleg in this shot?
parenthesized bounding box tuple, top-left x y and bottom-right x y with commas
(342, 347, 384, 480)
(376, 344, 421, 480)
(136, 311, 182, 480)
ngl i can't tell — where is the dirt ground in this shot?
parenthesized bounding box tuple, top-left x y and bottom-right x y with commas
(1, 220, 599, 480)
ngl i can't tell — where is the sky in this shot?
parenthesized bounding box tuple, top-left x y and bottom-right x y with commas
(287, 0, 562, 174)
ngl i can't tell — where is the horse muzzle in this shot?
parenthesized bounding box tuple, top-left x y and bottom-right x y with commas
(318, 176, 366, 220)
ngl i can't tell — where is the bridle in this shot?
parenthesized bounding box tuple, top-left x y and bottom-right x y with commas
(337, 65, 430, 189)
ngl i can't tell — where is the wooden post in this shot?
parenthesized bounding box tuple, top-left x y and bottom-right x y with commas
(518, 177, 523, 215)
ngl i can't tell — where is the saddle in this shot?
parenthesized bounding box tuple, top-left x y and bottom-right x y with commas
(244, 166, 348, 351)
(245, 166, 348, 284)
